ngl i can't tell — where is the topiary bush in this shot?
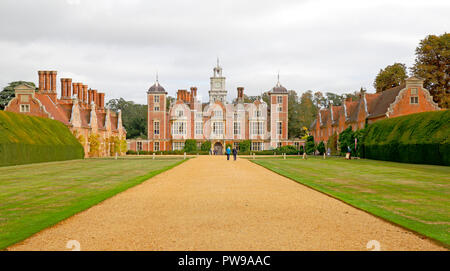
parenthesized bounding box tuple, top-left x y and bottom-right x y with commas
(201, 141, 211, 151)
(317, 141, 325, 155)
(0, 111, 84, 166)
(363, 110, 449, 165)
(239, 140, 251, 152)
(184, 139, 197, 152)
(305, 136, 315, 154)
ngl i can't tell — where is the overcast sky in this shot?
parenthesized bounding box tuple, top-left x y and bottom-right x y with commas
(0, 0, 448, 104)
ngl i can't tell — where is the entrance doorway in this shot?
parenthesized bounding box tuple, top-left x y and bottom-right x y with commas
(213, 142, 223, 155)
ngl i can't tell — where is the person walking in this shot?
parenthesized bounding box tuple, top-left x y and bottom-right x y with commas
(232, 147, 237, 161)
(226, 146, 231, 161)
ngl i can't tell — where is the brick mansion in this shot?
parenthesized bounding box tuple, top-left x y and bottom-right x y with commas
(128, 62, 299, 154)
(310, 76, 441, 143)
(5, 71, 127, 157)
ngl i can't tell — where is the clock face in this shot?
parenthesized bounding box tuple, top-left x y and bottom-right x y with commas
(215, 82, 221, 88)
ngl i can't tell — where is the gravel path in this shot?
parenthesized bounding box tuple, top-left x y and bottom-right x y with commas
(9, 156, 445, 251)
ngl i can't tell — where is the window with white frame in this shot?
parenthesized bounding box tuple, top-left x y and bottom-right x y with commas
(176, 110, 184, 117)
(20, 104, 30, 112)
(195, 122, 203, 135)
(214, 110, 223, 118)
(172, 142, 185, 150)
(410, 96, 419, 104)
(256, 110, 261, 117)
(251, 142, 263, 151)
(153, 121, 160, 135)
(233, 122, 241, 135)
(154, 106, 160, 111)
(172, 121, 186, 135)
(277, 105, 282, 112)
(277, 96, 283, 104)
(154, 95, 160, 103)
(410, 88, 419, 104)
(154, 142, 160, 151)
(294, 142, 300, 150)
(251, 121, 264, 135)
(234, 113, 238, 119)
(137, 142, 143, 151)
(277, 122, 282, 135)
(212, 121, 224, 135)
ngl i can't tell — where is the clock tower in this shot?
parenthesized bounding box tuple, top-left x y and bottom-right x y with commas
(209, 58, 227, 103)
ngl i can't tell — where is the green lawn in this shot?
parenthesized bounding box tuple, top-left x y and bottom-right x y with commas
(251, 156, 450, 247)
(0, 157, 184, 250)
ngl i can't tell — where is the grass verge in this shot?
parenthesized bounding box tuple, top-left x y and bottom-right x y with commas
(250, 156, 450, 248)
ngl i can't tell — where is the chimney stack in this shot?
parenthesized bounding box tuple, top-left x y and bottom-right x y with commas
(72, 82, 79, 98)
(82, 85, 88, 104)
(38, 71, 45, 92)
(61, 78, 67, 98)
(92, 89, 98, 106)
(66, 78, 72, 98)
(88, 89, 93, 105)
(76, 83, 83, 101)
(190, 87, 197, 99)
(237, 87, 244, 102)
(50, 71, 57, 93)
(97, 92, 105, 109)
(45, 71, 51, 92)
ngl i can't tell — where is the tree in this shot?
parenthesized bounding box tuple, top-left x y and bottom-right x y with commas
(166, 96, 175, 111)
(298, 91, 318, 134)
(184, 139, 197, 152)
(239, 140, 251, 152)
(338, 127, 355, 156)
(0, 81, 36, 110)
(325, 92, 344, 106)
(317, 141, 325, 155)
(313, 91, 327, 108)
(411, 33, 450, 108)
(374, 63, 408, 92)
(305, 136, 315, 154)
(327, 133, 338, 155)
(299, 145, 304, 155)
(287, 90, 302, 139)
(201, 141, 211, 151)
(106, 98, 147, 139)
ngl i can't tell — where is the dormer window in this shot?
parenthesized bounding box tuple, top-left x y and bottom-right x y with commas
(214, 110, 222, 117)
(256, 110, 261, 117)
(177, 110, 184, 117)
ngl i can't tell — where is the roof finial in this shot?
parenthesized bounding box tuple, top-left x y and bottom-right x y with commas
(276, 70, 281, 86)
(217, 57, 219, 67)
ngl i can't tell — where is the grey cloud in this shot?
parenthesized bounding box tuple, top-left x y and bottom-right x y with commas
(0, 0, 449, 104)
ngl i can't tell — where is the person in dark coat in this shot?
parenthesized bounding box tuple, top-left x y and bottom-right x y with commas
(232, 147, 237, 161)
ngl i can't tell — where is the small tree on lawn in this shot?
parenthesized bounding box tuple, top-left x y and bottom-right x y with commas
(200, 140, 211, 151)
(327, 133, 338, 155)
(184, 139, 197, 152)
(299, 145, 304, 154)
(305, 136, 315, 154)
(317, 141, 325, 155)
(338, 127, 354, 156)
(239, 140, 251, 152)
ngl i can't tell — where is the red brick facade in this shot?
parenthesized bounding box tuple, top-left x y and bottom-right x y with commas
(310, 77, 441, 144)
(5, 70, 126, 157)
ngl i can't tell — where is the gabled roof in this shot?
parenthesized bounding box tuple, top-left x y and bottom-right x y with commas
(368, 84, 404, 119)
(35, 94, 70, 125)
(344, 100, 359, 123)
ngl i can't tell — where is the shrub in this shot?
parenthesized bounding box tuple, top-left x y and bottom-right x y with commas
(277, 145, 299, 155)
(327, 133, 338, 155)
(201, 141, 211, 151)
(363, 110, 450, 165)
(305, 136, 315, 154)
(299, 145, 304, 154)
(317, 141, 325, 155)
(184, 139, 197, 152)
(0, 111, 84, 166)
(338, 127, 354, 156)
(239, 140, 251, 152)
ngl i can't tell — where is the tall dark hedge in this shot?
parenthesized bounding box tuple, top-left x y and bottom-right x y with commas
(363, 110, 449, 166)
(0, 111, 84, 167)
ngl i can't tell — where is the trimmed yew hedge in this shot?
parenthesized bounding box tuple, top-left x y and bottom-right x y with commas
(0, 111, 84, 166)
(363, 110, 449, 166)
